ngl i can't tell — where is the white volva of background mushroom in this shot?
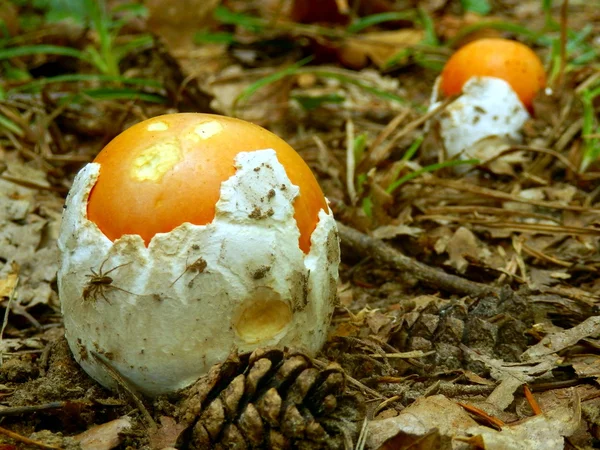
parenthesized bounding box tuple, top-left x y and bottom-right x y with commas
(58, 150, 339, 397)
(428, 76, 530, 164)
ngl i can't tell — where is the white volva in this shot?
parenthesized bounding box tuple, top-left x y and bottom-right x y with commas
(429, 76, 530, 164)
(58, 150, 339, 396)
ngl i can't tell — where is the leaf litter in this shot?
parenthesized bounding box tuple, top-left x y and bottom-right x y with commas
(0, 0, 599, 449)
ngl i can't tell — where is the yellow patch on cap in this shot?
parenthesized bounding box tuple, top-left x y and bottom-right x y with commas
(131, 141, 182, 182)
(185, 120, 224, 143)
(147, 121, 169, 132)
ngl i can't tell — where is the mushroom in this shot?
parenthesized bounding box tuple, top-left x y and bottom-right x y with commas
(428, 38, 546, 165)
(58, 113, 340, 396)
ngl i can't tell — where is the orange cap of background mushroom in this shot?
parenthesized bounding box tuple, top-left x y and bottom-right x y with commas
(87, 113, 328, 253)
(440, 38, 546, 111)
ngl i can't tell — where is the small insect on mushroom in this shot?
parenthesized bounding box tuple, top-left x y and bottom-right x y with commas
(82, 260, 135, 305)
(170, 255, 208, 287)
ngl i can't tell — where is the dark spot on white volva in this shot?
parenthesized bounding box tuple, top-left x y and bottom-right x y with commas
(252, 265, 271, 280)
(290, 271, 310, 312)
(82, 259, 136, 304)
(326, 228, 340, 264)
(248, 206, 274, 220)
(474, 105, 486, 114)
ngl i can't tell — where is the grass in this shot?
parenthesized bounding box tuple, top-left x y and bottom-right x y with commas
(580, 84, 600, 172)
(0, 1, 161, 134)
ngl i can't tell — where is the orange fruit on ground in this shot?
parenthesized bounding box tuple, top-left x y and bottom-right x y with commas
(87, 113, 328, 253)
(440, 38, 546, 110)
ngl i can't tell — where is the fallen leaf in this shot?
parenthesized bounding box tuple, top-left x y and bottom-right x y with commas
(147, 0, 219, 53)
(462, 346, 557, 410)
(74, 417, 132, 450)
(338, 29, 424, 69)
(372, 224, 423, 239)
(367, 395, 478, 449)
(148, 416, 187, 450)
(445, 227, 491, 273)
(465, 389, 581, 450)
(521, 316, 600, 361)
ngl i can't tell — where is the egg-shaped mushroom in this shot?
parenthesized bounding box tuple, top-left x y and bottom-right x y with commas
(58, 113, 340, 396)
(428, 38, 546, 165)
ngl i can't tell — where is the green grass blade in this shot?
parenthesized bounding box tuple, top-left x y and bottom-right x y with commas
(234, 56, 313, 109)
(214, 5, 265, 31)
(0, 114, 23, 136)
(347, 11, 417, 34)
(418, 7, 439, 46)
(387, 159, 479, 194)
(8, 74, 162, 93)
(446, 21, 552, 47)
(0, 45, 90, 62)
(113, 34, 153, 63)
(194, 31, 236, 44)
(60, 88, 166, 104)
(401, 136, 424, 161)
(461, 0, 491, 15)
(307, 70, 408, 104)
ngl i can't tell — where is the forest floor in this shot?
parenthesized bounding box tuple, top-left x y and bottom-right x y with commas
(0, 0, 598, 449)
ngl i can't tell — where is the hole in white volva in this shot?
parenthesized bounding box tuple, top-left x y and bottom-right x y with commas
(234, 287, 292, 344)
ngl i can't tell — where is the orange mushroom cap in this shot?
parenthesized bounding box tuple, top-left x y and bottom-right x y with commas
(440, 38, 546, 111)
(87, 113, 328, 253)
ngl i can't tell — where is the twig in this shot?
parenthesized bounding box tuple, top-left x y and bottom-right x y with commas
(0, 425, 63, 449)
(369, 350, 435, 359)
(90, 351, 157, 432)
(416, 177, 600, 213)
(354, 416, 369, 450)
(0, 276, 18, 366)
(0, 402, 66, 416)
(557, 0, 569, 88)
(524, 385, 543, 415)
(346, 119, 358, 205)
(337, 222, 495, 297)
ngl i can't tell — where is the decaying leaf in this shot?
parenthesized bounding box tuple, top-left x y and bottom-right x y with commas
(462, 346, 558, 411)
(74, 417, 132, 450)
(521, 316, 600, 361)
(465, 390, 581, 450)
(339, 30, 424, 69)
(367, 395, 478, 450)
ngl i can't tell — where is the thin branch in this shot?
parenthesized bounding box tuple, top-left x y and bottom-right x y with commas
(0, 425, 63, 449)
(337, 222, 495, 297)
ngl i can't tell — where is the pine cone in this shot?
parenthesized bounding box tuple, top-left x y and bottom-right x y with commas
(177, 348, 364, 449)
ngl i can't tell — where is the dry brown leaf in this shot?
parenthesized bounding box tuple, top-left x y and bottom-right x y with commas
(0, 262, 18, 298)
(465, 390, 581, 450)
(146, 0, 219, 53)
(367, 395, 478, 450)
(74, 417, 132, 450)
(445, 227, 490, 273)
(462, 346, 558, 411)
(372, 224, 423, 239)
(569, 355, 600, 378)
(339, 29, 424, 69)
(521, 316, 600, 361)
(148, 416, 187, 450)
